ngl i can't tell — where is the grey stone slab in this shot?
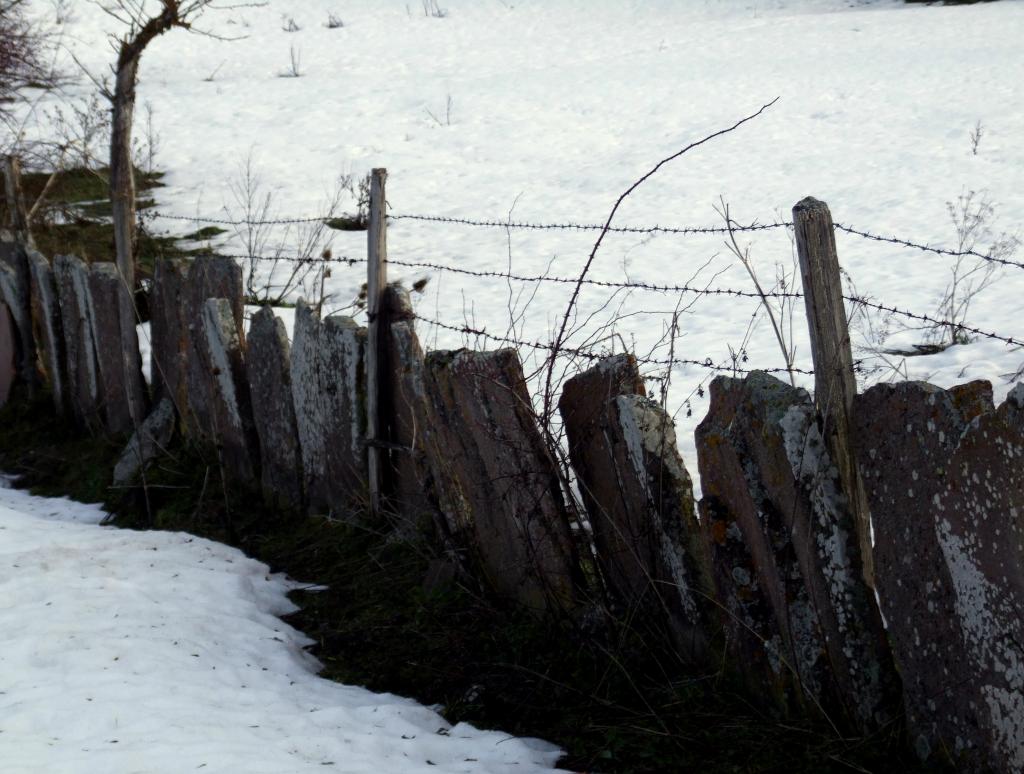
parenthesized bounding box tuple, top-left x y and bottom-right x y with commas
(26, 248, 66, 413)
(182, 257, 243, 438)
(113, 398, 176, 487)
(53, 255, 102, 429)
(86, 263, 147, 435)
(290, 300, 367, 518)
(202, 298, 259, 486)
(247, 306, 303, 512)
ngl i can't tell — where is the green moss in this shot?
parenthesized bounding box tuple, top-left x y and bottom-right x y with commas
(6, 167, 201, 278)
(181, 225, 228, 241)
(324, 214, 367, 231)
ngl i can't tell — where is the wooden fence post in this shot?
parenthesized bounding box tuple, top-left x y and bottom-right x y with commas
(793, 196, 874, 588)
(366, 168, 388, 517)
(2, 156, 29, 239)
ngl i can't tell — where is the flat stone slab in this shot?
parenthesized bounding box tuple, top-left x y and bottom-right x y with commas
(0, 301, 14, 407)
(202, 298, 259, 487)
(854, 381, 1024, 771)
(290, 300, 366, 518)
(53, 255, 102, 429)
(559, 354, 710, 662)
(113, 398, 176, 487)
(422, 348, 581, 614)
(150, 258, 190, 410)
(26, 248, 66, 413)
(380, 284, 440, 535)
(86, 263, 147, 436)
(697, 371, 897, 730)
(183, 257, 244, 439)
(246, 306, 303, 512)
(0, 237, 36, 393)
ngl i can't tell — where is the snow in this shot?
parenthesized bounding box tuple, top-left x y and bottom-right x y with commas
(18, 0, 1023, 488)
(0, 480, 563, 774)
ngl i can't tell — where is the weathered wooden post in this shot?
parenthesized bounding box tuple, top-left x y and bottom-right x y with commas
(366, 168, 388, 517)
(793, 197, 874, 587)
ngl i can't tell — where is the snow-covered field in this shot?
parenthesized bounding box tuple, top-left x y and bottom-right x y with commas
(19, 0, 1024, 472)
(0, 480, 563, 773)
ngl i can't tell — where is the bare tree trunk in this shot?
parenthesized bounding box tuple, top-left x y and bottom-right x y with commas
(107, 6, 181, 429)
(110, 58, 140, 293)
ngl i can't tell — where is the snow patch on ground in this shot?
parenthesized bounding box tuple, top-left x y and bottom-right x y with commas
(0, 487, 562, 774)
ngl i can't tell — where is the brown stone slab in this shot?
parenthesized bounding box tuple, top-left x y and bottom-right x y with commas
(698, 371, 897, 730)
(422, 348, 581, 614)
(854, 380, 1024, 771)
(559, 354, 710, 662)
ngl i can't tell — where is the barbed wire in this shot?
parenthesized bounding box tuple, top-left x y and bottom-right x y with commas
(223, 249, 1019, 347)
(843, 296, 1020, 346)
(390, 213, 790, 235)
(410, 312, 815, 376)
(151, 209, 789, 234)
(834, 223, 1024, 270)
(385, 257, 800, 299)
(152, 212, 329, 226)
(221, 252, 368, 266)
(155, 209, 1023, 270)
(386, 257, 1020, 347)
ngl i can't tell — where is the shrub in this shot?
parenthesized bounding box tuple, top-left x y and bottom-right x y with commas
(0, 0, 46, 113)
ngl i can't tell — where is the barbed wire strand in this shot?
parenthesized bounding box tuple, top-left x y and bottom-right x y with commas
(410, 312, 816, 376)
(387, 257, 1020, 347)
(154, 209, 1024, 269)
(226, 250, 1019, 347)
(834, 223, 1024, 270)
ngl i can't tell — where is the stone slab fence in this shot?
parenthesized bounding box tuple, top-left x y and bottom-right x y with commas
(2, 163, 1023, 770)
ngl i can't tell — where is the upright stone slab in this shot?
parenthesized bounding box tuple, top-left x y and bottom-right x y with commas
(422, 348, 581, 614)
(0, 301, 14, 407)
(113, 398, 176, 487)
(0, 235, 36, 393)
(202, 298, 260, 487)
(380, 285, 442, 535)
(87, 263, 147, 435)
(26, 248, 67, 413)
(150, 258, 190, 410)
(559, 354, 711, 662)
(853, 381, 1024, 772)
(696, 372, 897, 730)
(53, 255, 102, 429)
(182, 257, 243, 438)
(246, 306, 303, 512)
(290, 300, 367, 518)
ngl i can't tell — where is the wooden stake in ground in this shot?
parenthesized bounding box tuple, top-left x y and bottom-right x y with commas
(793, 196, 874, 588)
(366, 168, 388, 517)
